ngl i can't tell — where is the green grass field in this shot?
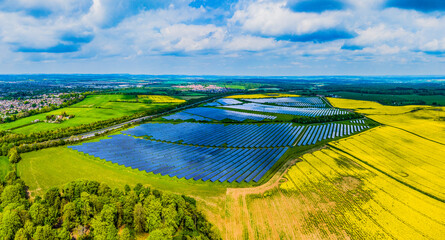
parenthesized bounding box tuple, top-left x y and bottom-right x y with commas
(0, 157, 10, 180)
(0, 95, 175, 134)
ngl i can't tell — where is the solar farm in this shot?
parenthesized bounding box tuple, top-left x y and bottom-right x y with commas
(223, 103, 349, 117)
(66, 95, 371, 183)
(163, 96, 351, 122)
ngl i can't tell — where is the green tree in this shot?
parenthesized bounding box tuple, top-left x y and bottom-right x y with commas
(119, 227, 132, 240)
(1, 185, 23, 208)
(13, 228, 27, 240)
(146, 228, 170, 240)
(33, 225, 56, 240)
(7, 148, 20, 164)
(133, 203, 145, 233)
(91, 218, 118, 240)
(29, 203, 47, 226)
(61, 202, 77, 230)
(0, 209, 23, 240)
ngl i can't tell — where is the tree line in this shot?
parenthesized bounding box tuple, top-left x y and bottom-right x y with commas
(0, 172, 220, 240)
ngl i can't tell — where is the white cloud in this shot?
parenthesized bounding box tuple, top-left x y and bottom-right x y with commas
(231, 1, 349, 36)
(225, 35, 277, 51)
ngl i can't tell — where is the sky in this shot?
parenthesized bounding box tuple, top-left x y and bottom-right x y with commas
(0, 0, 444, 75)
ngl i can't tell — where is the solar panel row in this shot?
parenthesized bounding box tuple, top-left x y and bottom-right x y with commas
(182, 107, 276, 121)
(163, 112, 212, 121)
(244, 97, 327, 108)
(123, 122, 304, 148)
(223, 103, 349, 117)
(350, 119, 365, 124)
(297, 123, 368, 146)
(68, 134, 287, 183)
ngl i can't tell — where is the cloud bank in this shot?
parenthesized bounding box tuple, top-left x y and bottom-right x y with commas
(0, 0, 444, 74)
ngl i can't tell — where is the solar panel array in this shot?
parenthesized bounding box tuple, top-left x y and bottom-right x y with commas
(69, 134, 287, 183)
(297, 123, 368, 146)
(163, 112, 211, 121)
(350, 119, 365, 124)
(123, 123, 304, 147)
(181, 107, 276, 121)
(244, 97, 327, 108)
(216, 98, 242, 105)
(204, 102, 221, 107)
(223, 103, 349, 117)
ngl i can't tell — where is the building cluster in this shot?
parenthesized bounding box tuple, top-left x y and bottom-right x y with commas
(0, 93, 73, 119)
(174, 84, 230, 93)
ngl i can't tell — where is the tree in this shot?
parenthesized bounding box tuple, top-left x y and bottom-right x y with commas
(0, 209, 23, 240)
(13, 228, 27, 240)
(7, 148, 20, 164)
(43, 187, 61, 209)
(133, 203, 145, 233)
(29, 203, 47, 226)
(33, 225, 56, 240)
(91, 218, 118, 240)
(119, 227, 132, 240)
(1, 185, 23, 208)
(61, 202, 77, 230)
(146, 228, 169, 240)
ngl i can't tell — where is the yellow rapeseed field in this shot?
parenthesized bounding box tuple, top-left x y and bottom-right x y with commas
(327, 97, 445, 143)
(215, 98, 444, 240)
(329, 126, 445, 200)
(279, 145, 444, 239)
(137, 95, 186, 103)
(226, 93, 300, 99)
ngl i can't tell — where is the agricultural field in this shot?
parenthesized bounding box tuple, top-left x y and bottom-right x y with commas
(226, 93, 300, 99)
(208, 98, 445, 239)
(0, 94, 175, 134)
(328, 98, 445, 143)
(12, 95, 444, 240)
(138, 95, 186, 103)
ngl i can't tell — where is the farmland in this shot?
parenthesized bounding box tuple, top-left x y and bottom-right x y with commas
(209, 98, 445, 239)
(226, 93, 300, 99)
(137, 95, 186, 103)
(328, 98, 445, 143)
(11, 93, 445, 240)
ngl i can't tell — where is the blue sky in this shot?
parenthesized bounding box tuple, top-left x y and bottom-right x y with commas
(0, 0, 444, 75)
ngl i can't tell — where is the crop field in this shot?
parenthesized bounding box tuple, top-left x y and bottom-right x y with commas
(69, 134, 288, 183)
(207, 98, 445, 240)
(137, 95, 186, 103)
(223, 103, 349, 117)
(216, 126, 445, 239)
(330, 126, 445, 200)
(0, 95, 174, 134)
(226, 93, 300, 99)
(123, 123, 303, 148)
(244, 97, 328, 108)
(328, 97, 445, 143)
(171, 107, 277, 121)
